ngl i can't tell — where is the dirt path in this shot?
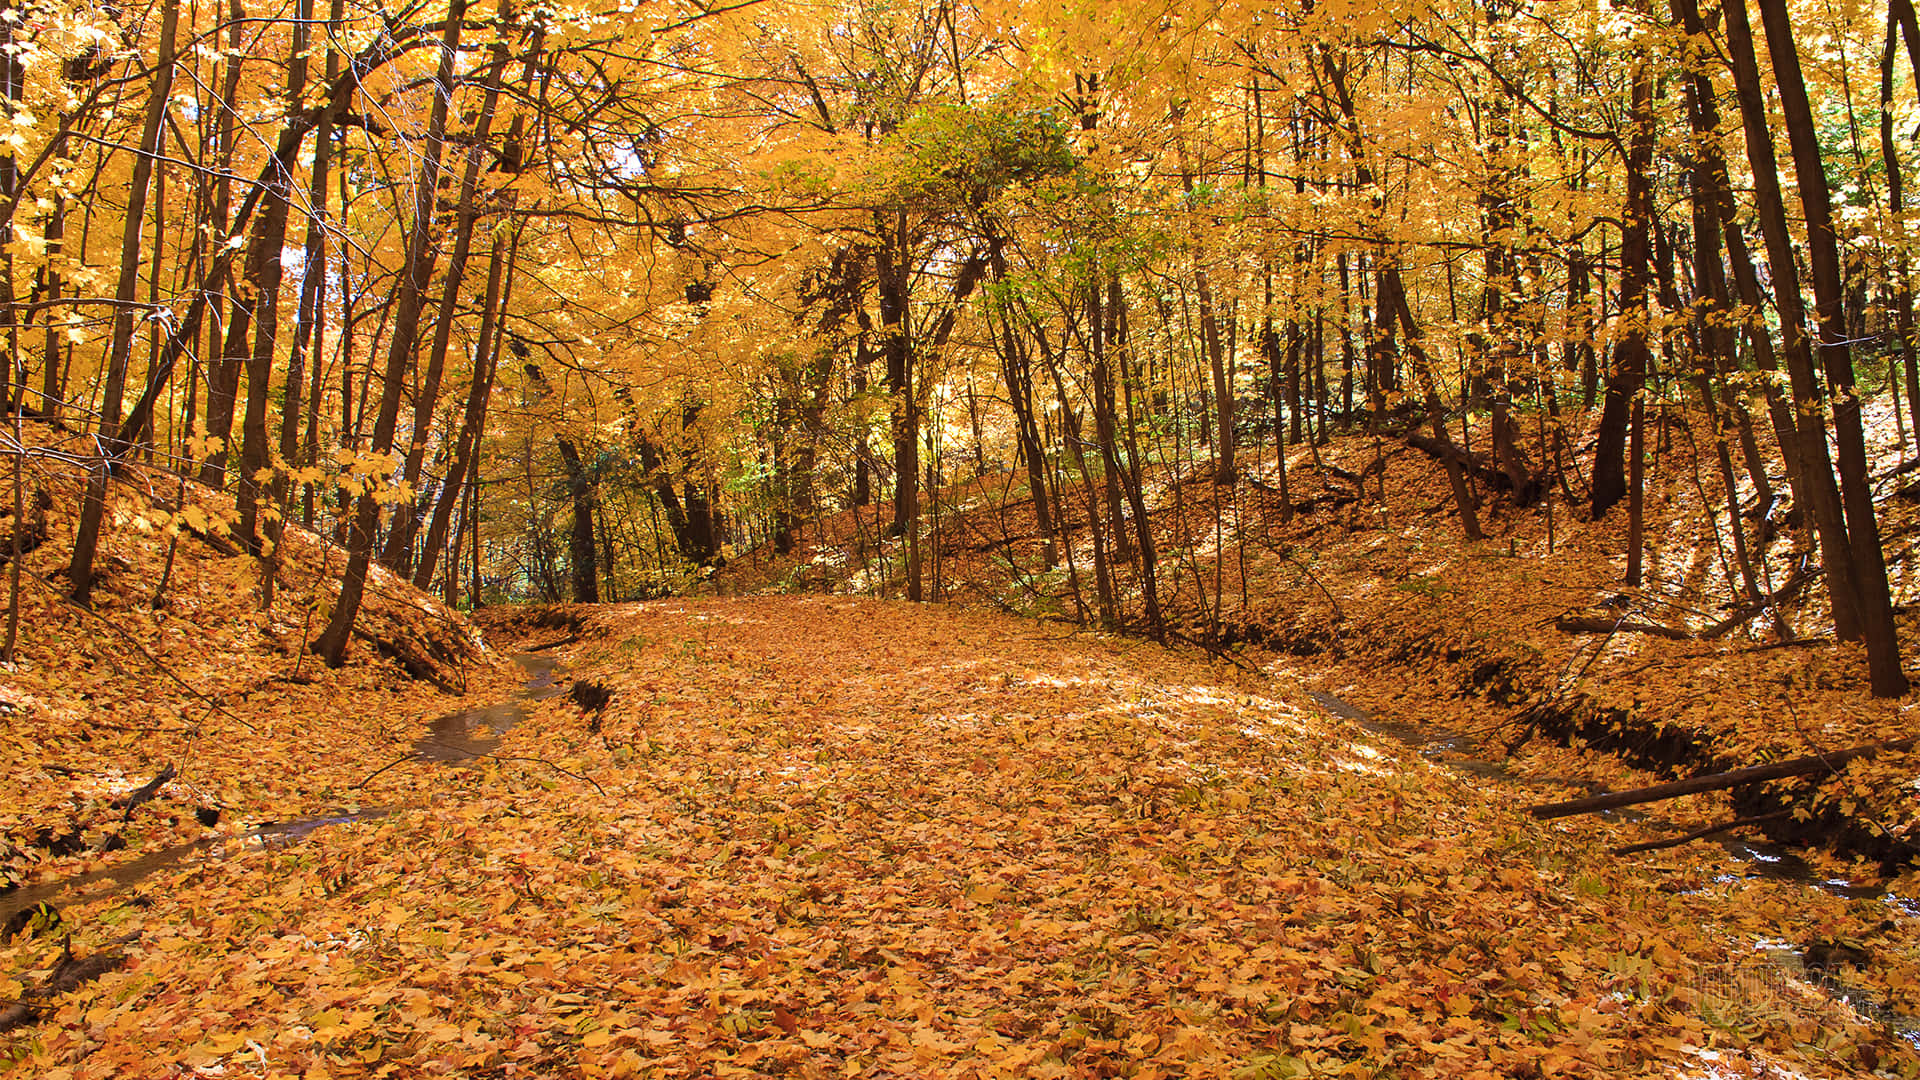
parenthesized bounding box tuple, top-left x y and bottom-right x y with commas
(3, 597, 1901, 1078)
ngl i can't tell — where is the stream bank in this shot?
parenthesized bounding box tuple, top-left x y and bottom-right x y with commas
(0, 652, 567, 934)
(1311, 680, 1920, 1047)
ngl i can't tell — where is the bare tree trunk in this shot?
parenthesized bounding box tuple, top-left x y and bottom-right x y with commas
(556, 438, 599, 603)
(1722, 0, 1868, 647)
(236, 0, 316, 563)
(196, 1, 248, 488)
(1755, 0, 1907, 695)
(1198, 268, 1234, 483)
(67, 0, 179, 605)
(1592, 55, 1654, 520)
(383, 10, 520, 572)
(314, 0, 467, 665)
(415, 223, 519, 591)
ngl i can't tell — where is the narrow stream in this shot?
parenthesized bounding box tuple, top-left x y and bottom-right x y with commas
(0, 653, 564, 929)
(413, 653, 564, 761)
(1309, 688, 1920, 1044)
(0, 810, 391, 929)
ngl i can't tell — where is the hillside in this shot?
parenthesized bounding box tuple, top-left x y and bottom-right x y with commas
(0, 418, 519, 899)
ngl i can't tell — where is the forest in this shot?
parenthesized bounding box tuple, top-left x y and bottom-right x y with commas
(10, 0, 1914, 668)
(6, 0, 1920, 1074)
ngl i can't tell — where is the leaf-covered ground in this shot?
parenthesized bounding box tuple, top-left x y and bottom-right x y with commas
(0, 419, 512, 898)
(6, 596, 1911, 1078)
(717, 398, 1920, 856)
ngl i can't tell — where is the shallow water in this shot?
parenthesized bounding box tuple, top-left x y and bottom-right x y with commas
(1309, 688, 1920, 1044)
(1, 653, 564, 926)
(412, 653, 563, 761)
(0, 810, 389, 929)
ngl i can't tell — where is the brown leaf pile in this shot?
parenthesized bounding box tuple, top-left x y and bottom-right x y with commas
(6, 596, 1903, 1078)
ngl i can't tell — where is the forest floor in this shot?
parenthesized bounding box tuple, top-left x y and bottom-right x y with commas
(4, 411, 1920, 1076)
(7, 582, 1918, 1078)
(715, 397, 1920, 863)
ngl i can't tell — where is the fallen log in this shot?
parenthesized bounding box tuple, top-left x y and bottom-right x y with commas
(1554, 614, 1695, 640)
(1700, 564, 1815, 640)
(1530, 737, 1918, 819)
(0, 934, 136, 1034)
(1612, 810, 1793, 855)
(112, 764, 176, 819)
(1404, 432, 1541, 505)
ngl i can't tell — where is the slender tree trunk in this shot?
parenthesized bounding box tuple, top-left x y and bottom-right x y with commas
(556, 438, 599, 603)
(1198, 268, 1234, 482)
(1384, 267, 1482, 540)
(1886, 18, 1920, 455)
(1109, 276, 1163, 640)
(1592, 55, 1654, 520)
(196, 1, 248, 487)
(68, 0, 179, 604)
(1722, 0, 1868, 647)
(1755, 0, 1907, 695)
(287, 0, 343, 534)
(415, 222, 519, 591)
(314, 0, 467, 664)
(1263, 321, 1292, 521)
(1088, 272, 1132, 562)
(383, 12, 519, 572)
(236, 0, 314, 560)
(995, 303, 1056, 566)
(877, 212, 914, 548)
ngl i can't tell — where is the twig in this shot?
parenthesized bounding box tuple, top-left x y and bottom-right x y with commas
(115, 765, 177, 821)
(19, 567, 258, 733)
(356, 739, 606, 796)
(1738, 636, 1832, 653)
(1701, 563, 1817, 640)
(1161, 627, 1260, 673)
(1532, 738, 1918, 819)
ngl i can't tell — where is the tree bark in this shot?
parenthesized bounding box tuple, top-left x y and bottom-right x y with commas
(1722, 0, 1869, 650)
(314, 0, 467, 665)
(414, 222, 519, 592)
(556, 438, 599, 603)
(67, 0, 179, 605)
(1755, 0, 1907, 695)
(1592, 54, 1654, 520)
(382, 13, 518, 573)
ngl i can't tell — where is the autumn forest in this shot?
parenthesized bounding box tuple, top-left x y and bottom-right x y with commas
(8, 0, 1920, 1073)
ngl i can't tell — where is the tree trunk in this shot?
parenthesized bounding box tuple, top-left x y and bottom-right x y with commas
(414, 222, 519, 591)
(1592, 56, 1654, 520)
(1198, 269, 1234, 482)
(556, 438, 599, 603)
(313, 0, 467, 665)
(1721, 0, 1869, 649)
(235, 0, 314, 558)
(1755, 0, 1908, 696)
(67, 0, 178, 605)
(383, 14, 518, 573)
